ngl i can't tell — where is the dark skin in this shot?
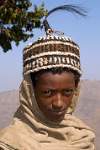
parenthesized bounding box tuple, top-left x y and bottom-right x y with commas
(33, 72, 78, 122)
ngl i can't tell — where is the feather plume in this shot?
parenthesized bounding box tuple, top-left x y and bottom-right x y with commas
(46, 4, 87, 18)
(43, 4, 87, 35)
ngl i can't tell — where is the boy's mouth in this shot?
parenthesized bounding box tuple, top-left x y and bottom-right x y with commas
(48, 108, 66, 116)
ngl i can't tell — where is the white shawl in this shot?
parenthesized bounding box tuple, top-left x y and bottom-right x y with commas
(0, 76, 95, 150)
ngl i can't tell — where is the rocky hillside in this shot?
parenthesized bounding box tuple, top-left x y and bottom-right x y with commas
(0, 80, 100, 149)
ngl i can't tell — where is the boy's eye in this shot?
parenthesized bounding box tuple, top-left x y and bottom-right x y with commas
(42, 90, 52, 96)
(63, 89, 74, 96)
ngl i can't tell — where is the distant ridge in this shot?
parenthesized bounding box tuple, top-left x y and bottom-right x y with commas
(0, 80, 100, 149)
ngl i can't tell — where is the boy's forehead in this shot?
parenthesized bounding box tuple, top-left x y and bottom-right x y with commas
(33, 71, 75, 82)
(33, 72, 76, 91)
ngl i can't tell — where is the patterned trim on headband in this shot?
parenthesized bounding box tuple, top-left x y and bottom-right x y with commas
(24, 64, 81, 75)
(23, 54, 81, 75)
(24, 40, 79, 55)
(24, 51, 80, 62)
(25, 35, 78, 48)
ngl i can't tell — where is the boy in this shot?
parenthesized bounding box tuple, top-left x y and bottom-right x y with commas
(0, 32, 95, 150)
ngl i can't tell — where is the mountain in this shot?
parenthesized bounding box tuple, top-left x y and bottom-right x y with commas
(0, 80, 100, 149)
(75, 80, 100, 150)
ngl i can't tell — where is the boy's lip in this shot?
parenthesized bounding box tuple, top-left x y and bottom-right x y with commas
(48, 108, 66, 115)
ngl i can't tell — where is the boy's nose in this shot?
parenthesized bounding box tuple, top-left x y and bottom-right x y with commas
(52, 94, 63, 109)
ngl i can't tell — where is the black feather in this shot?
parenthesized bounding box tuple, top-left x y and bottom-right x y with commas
(46, 5, 87, 18)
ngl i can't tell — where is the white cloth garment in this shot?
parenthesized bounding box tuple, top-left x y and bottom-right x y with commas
(0, 75, 95, 150)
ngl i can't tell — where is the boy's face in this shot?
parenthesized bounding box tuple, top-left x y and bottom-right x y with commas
(33, 72, 76, 122)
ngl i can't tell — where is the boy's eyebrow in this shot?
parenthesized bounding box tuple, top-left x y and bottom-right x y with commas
(42, 88, 75, 91)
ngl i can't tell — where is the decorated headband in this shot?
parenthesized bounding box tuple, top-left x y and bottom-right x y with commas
(23, 4, 86, 76)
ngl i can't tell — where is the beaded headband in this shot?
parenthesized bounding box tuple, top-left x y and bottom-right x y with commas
(23, 34, 81, 75)
(23, 4, 86, 76)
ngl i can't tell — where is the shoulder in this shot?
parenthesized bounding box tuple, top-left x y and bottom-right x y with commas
(0, 126, 16, 150)
(0, 141, 16, 150)
(64, 114, 95, 134)
(64, 114, 95, 146)
(0, 118, 26, 150)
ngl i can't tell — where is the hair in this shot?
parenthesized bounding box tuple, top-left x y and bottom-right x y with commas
(30, 67, 80, 88)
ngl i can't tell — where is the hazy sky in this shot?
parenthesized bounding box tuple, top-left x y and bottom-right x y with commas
(0, 0, 100, 92)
